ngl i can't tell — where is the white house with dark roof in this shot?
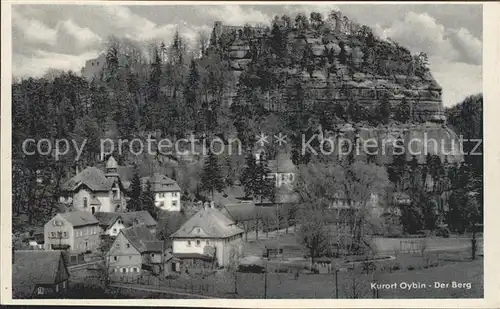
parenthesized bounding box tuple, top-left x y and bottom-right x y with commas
(106, 225, 164, 276)
(59, 156, 129, 213)
(141, 173, 182, 212)
(171, 206, 244, 267)
(13, 250, 70, 298)
(94, 210, 157, 237)
(44, 211, 100, 253)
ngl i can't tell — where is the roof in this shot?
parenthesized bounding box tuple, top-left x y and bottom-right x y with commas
(173, 253, 214, 261)
(94, 211, 157, 229)
(223, 203, 257, 222)
(213, 186, 250, 205)
(268, 152, 296, 173)
(61, 166, 113, 192)
(171, 207, 244, 239)
(13, 250, 67, 298)
(106, 156, 118, 169)
(121, 225, 163, 253)
(141, 173, 181, 192)
(59, 211, 99, 227)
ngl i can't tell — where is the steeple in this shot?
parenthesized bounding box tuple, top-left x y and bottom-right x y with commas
(105, 155, 119, 177)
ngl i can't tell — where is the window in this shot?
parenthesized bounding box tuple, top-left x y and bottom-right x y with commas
(63, 232, 67, 238)
(51, 232, 55, 238)
(159, 193, 165, 198)
(196, 240, 201, 246)
(112, 228, 117, 234)
(83, 197, 88, 208)
(173, 192, 178, 197)
(115, 243, 120, 248)
(172, 201, 178, 206)
(187, 240, 191, 247)
(126, 243, 130, 248)
(37, 287, 44, 295)
(121, 268, 126, 273)
(114, 256, 117, 261)
(134, 268, 138, 272)
(151, 253, 155, 257)
(129, 256, 132, 259)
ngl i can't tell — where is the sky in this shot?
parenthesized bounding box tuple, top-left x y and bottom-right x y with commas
(11, 3, 482, 107)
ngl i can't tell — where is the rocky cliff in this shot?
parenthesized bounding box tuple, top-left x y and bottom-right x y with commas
(209, 11, 462, 163)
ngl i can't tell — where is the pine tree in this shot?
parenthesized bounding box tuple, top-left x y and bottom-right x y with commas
(376, 94, 391, 125)
(254, 155, 276, 203)
(128, 168, 142, 212)
(200, 151, 225, 200)
(140, 180, 157, 219)
(241, 152, 258, 198)
(184, 59, 202, 134)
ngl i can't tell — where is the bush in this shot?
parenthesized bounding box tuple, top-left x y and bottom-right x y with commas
(436, 227, 450, 238)
(407, 265, 415, 271)
(238, 264, 266, 273)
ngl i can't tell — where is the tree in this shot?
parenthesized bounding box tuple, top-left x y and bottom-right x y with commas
(309, 12, 324, 30)
(128, 168, 142, 212)
(157, 211, 187, 240)
(140, 180, 157, 219)
(241, 151, 258, 198)
(227, 244, 242, 294)
(254, 155, 276, 203)
(393, 97, 411, 123)
(200, 150, 225, 200)
(297, 204, 330, 264)
(375, 94, 391, 125)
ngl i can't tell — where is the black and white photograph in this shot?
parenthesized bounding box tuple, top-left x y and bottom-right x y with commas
(2, 1, 497, 305)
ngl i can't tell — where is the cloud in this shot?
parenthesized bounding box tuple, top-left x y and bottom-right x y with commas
(13, 50, 100, 78)
(12, 10, 57, 46)
(202, 5, 271, 26)
(283, 3, 339, 20)
(375, 12, 482, 65)
(102, 6, 177, 41)
(447, 27, 482, 65)
(381, 12, 459, 60)
(430, 55, 482, 107)
(57, 19, 102, 51)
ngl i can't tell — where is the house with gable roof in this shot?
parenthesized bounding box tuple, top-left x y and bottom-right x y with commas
(59, 156, 129, 213)
(94, 210, 157, 237)
(12, 250, 70, 298)
(44, 211, 100, 253)
(106, 225, 165, 276)
(141, 173, 182, 212)
(171, 205, 244, 267)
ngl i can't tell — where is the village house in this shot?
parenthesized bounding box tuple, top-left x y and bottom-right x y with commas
(141, 173, 182, 212)
(171, 205, 244, 268)
(59, 156, 129, 213)
(44, 211, 100, 253)
(94, 210, 157, 237)
(12, 250, 70, 298)
(255, 150, 297, 189)
(106, 225, 165, 277)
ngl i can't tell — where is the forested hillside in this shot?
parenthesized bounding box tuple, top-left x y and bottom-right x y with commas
(12, 10, 482, 232)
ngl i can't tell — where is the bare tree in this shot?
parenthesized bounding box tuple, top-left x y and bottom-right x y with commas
(227, 244, 242, 294)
